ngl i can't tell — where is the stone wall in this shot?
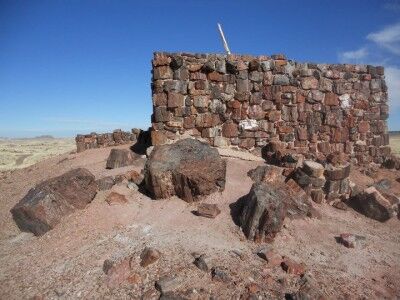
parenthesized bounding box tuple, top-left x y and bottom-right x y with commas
(150, 52, 390, 164)
(75, 129, 141, 152)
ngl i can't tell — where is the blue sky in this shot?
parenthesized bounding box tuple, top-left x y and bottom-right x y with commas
(0, 0, 400, 137)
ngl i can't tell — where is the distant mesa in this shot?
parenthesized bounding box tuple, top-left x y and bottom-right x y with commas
(33, 135, 55, 139)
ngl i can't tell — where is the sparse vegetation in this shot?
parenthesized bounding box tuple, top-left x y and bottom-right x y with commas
(390, 133, 400, 156)
(0, 138, 75, 171)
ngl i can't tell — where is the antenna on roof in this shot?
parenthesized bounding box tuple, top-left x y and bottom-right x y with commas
(217, 23, 231, 55)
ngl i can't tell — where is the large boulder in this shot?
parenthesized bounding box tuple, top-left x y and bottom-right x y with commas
(144, 139, 226, 202)
(247, 165, 314, 219)
(106, 149, 139, 169)
(348, 186, 397, 222)
(239, 182, 287, 242)
(10, 168, 97, 235)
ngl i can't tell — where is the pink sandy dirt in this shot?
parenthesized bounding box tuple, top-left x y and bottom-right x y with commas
(0, 144, 399, 299)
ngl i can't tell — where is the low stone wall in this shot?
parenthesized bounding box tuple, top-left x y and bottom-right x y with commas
(75, 129, 141, 153)
(150, 52, 390, 164)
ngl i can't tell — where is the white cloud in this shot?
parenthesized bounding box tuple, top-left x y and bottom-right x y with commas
(386, 66, 400, 109)
(384, 2, 400, 11)
(367, 23, 400, 55)
(338, 47, 368, 62)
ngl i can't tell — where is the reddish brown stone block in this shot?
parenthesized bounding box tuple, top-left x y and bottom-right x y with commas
(324, 92, 339, 106)
(208, 71, 227, 82)
(358, 121, 370, 133)
(167, 92, 184, 108)
(222, 121, 238, 138)
(152, 93, 167, 106)
(151, 130, 168, 145)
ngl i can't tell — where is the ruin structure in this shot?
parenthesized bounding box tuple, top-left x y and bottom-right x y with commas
(150, 52, 390, 164)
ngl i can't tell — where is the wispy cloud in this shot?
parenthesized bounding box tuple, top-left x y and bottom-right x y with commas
(367, 23, 400, 55)
(384, 2, 400, 12)
(338, 47, 368, 62)
(337, 20, 400, 123)
(386, 66, 400, 109)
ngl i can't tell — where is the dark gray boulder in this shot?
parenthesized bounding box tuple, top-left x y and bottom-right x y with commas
(106, 149, 139, 169)
(239, 182, 287, 242)
(348, 186, 397, 222)
(144, 139, 226, 202)
(10, 168, 97, 235)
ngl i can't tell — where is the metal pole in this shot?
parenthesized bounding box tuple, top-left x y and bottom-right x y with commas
(217, 23, 231, 55)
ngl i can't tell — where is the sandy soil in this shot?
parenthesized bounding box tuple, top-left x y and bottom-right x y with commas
(0, 144, 400, 299)
(390, 134, 400, 156)
(0, 138, 75, 172)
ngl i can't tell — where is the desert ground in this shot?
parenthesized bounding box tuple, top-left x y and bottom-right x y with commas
(0, 141, 400, 299)
(390, 133, 400, 156)
(0, 137, 75, 172)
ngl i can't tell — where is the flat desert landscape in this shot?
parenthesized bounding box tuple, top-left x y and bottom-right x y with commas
(0, 137, 75, 172)
(390, 133, 400, 156)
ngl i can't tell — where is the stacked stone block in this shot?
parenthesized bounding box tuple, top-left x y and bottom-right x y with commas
(75, 129, 141, 153)
(151, 52, 390, 165)
(293, 160, 326, 203)
(324, 162, 351, 201)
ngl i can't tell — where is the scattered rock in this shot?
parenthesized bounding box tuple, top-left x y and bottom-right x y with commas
(338, 233, 355, 248)
(285, 274, 327, 299)
(144, 139, 226, 202)
(348, 186, 396, 222)
(103, 256, 134, 287)
(337, 233, 366, 248)
(247, 165, 285, 184)
(127, 182, 139, 191)
(140, 247, 161, 267)
(105, 192, 128, 205)
(211, 267, 229, 282)
(246, 282, 261, 295)
(196, 203, 221, 218)
(281, 257, 306, 276)
(332, 200, 348, 211)
(125, 170, 144, 185)
(96, 176, 115, 191)
(155, 276, 182, 294)
(10, 168, 97, 236)
(239, 182, 287, 242)
(303, 160, 325, 178)
(194, 255, 209, 272)
(106, 149, 139, 169)
(257, 249, 282, 267)
(324, 163, 351, 181)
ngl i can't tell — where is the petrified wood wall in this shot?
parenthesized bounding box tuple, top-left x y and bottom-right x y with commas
(150, 52, 390, 164)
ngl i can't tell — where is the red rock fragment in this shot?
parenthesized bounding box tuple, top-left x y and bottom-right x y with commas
(105, 192, 128, 205)
(196, 203, 221, 218)
(281, 257, 306, 276)
(140, 247, 161, 267)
